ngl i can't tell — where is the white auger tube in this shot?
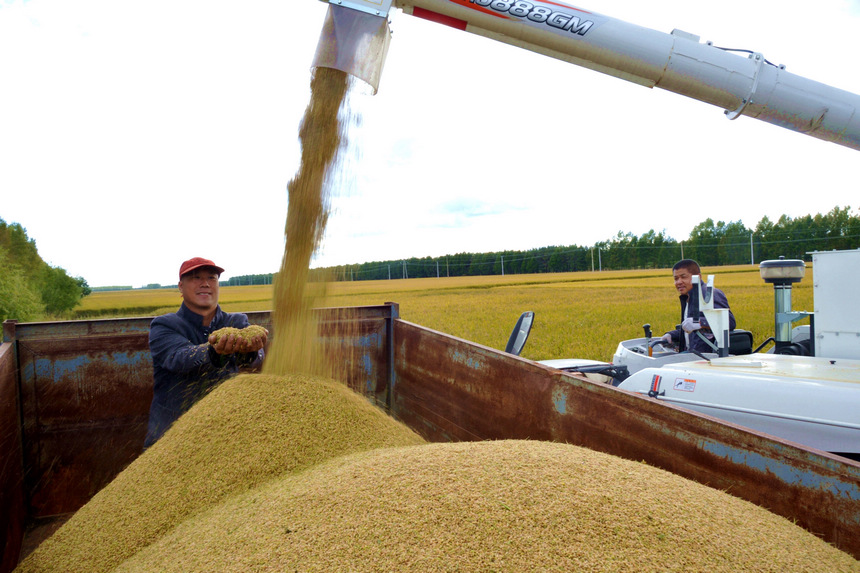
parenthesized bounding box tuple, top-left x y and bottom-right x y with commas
(316, 0, 860, 151)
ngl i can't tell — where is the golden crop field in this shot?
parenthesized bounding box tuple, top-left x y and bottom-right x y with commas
(76, 265, 813, 362)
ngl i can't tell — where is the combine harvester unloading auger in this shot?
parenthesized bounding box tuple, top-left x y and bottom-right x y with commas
(313, 0, 860, 151)
(310, 0, 860, 455)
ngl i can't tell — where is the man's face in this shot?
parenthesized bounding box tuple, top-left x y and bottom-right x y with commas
(178, 267, 220, 315)
(673, 267, 698, 296)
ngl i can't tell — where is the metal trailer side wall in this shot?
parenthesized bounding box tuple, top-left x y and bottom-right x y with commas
(0, 312, 276, 572)
(388, 318, 860, 559)
(9, 317, 154, 518)
(5, 312, 274, 520)
(0, 341, 26, 572)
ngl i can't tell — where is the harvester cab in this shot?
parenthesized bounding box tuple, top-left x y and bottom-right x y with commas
(534, 249, 860, 460)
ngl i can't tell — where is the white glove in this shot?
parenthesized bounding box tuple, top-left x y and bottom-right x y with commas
(681, 317, 702, 333)
(660, 333, 674, 344)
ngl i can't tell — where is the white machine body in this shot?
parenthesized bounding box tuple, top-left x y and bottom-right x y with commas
(617, 354, 860, 456)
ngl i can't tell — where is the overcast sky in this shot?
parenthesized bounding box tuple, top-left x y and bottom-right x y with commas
(2, 0, 859, 287)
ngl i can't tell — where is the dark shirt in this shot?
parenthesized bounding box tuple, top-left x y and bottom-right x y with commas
(144, 303, 263, 447)
(667, 288, 736, 354)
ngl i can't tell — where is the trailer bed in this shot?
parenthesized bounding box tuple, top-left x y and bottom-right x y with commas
(2, 305, 860, 569)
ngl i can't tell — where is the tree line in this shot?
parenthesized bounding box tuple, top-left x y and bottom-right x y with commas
(1, 218, 91, 323)
(308, 206, 860, 282)
(3, 206, 857, 320)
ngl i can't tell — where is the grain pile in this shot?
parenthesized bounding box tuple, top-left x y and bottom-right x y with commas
(108, 441, 857, 572)
(14, 373, 425, 573)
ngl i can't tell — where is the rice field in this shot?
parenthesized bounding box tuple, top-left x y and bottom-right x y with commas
(76, 265, 813, 362)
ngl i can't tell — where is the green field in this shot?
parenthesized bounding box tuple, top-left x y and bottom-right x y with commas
(75, 265, 812, 362)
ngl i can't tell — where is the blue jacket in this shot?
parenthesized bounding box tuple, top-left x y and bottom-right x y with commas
(144, 303, 263, 446)
(667, 288, 736, 355)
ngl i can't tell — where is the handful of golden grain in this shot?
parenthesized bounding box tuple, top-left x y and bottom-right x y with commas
(208, 325, 267, 345)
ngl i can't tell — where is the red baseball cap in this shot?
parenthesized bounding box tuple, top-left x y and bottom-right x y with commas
(179, 257, 225, 279)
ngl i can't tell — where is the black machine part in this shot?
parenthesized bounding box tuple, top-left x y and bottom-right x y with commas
(505, 311, 535, 356)
(557, 363, 631, 385)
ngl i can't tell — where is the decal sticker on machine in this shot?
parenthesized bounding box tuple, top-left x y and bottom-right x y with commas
(673, 378, 697, 392)
(468, 0, 596, 36)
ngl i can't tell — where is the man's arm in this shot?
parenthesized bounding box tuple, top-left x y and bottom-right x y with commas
(150, 322, 221, 374)
(660, 327, 684, 349)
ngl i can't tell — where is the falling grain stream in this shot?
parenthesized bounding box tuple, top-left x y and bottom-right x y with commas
(265, 67, 351, 377)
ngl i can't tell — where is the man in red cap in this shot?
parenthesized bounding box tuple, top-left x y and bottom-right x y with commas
(144, 257, 267, 447)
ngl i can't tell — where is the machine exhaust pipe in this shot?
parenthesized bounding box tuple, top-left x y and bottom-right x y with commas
(312, 1, 393, 93)
(760, 257, 811, 354)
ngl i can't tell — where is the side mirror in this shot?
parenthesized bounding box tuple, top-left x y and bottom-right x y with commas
(505, 311, 535, 356)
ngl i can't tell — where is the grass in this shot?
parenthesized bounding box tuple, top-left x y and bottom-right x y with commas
(72, 285, 274, 318)
(74, 265, 814, 362)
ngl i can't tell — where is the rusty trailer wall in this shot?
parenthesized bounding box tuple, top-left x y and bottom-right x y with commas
(388, 319, 860, 560)
(3, 312, 274, 522)
(1, 316, 161, 571)
(315, 303, 399, 406)
(0, 312, 276, 572)
(0, 341, 26, 572)
(10, 317, 154, 518)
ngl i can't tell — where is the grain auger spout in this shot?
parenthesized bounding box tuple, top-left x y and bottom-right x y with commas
(312, 0, 394, 94)
(316, 0, 860, 151)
